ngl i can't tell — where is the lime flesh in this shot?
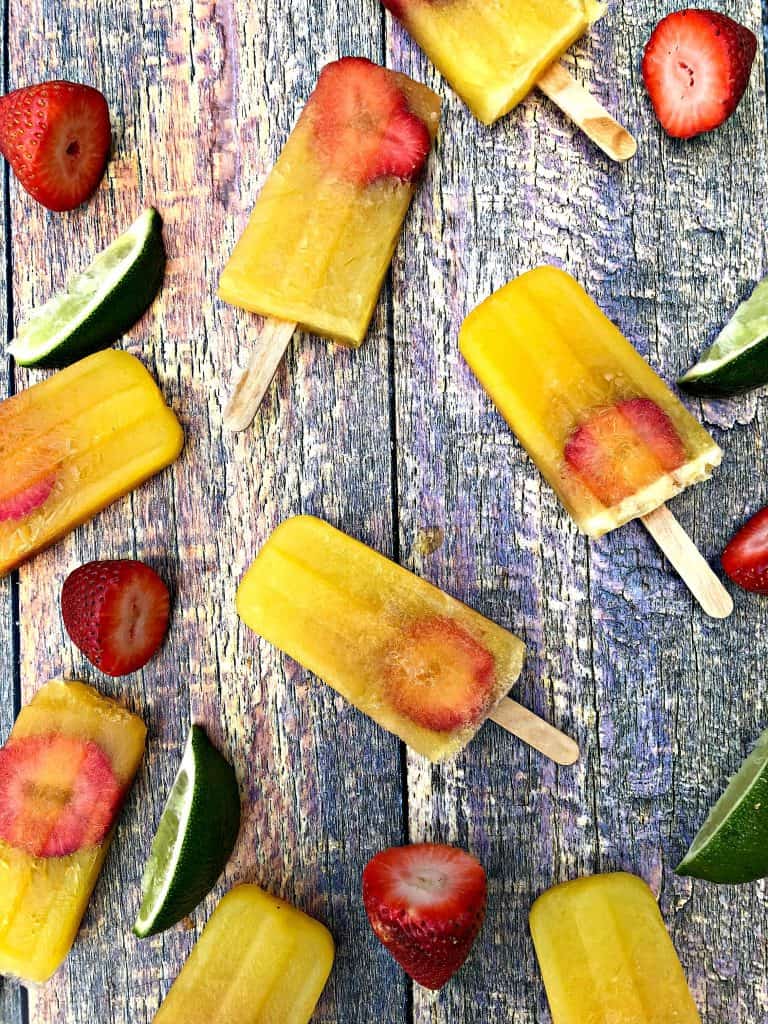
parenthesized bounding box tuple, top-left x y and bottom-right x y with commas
(10, 208, 165, 369)
(133, 725, 241, 937)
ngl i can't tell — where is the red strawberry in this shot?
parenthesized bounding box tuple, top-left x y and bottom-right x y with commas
(642, 11, 757, 139)
(565, 398, 686, 507)
(381, 0, 407, 17)
(61, 560, 170, 676)
(0, 474, 56, 522)
(0, 80, 111, 211)
(363, 843, 487, 990)
(385, 617, 495, 732)
(311, 57, 431, 186)
(0, 733, 124, 857)
(722, 507, 768, 594)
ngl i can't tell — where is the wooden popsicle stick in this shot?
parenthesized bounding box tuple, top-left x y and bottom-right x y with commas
(642, 504, 733, 619)
(490, 698, 580, 766)
(223, 317, 298, 432)
(536, 62, 637, 163)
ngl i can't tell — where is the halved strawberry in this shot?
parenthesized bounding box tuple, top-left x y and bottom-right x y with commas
(0, 733, 124, 857)
(642, 11, 757, 139)
(722, 507, 768, 594)
(311, 57, 431, 186)
(565, 398, 686, 507)
(61, 560, 170, 676)
(385, 617, 495, 732)
(363, 843, 487, 990)
(0, 80, 111, 211)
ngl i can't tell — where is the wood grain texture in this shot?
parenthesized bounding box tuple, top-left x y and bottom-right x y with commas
(1, 1, 768, 1023)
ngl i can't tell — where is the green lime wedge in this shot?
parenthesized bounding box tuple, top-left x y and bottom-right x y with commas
(133, 725, 241, 938)
(676, 729, 768, 884)
(679, 278, 768, 397)
(9, 208, 165, 369)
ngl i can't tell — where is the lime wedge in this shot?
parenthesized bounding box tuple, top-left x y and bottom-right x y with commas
(133, 725, 241, 938)
(9, 208, 165, 369)
(679, 278, 768, 397)
(676, 729, 768, 884)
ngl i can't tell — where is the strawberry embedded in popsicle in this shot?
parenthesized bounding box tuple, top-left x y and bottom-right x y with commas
(565, 398, 686, 507)
(311, 57, 432, 186)
(0, 474, 56, 522)
(0, 733, 124, 857)
(385, 617, 495, 732)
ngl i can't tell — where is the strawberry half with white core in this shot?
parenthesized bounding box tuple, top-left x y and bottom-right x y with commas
(385, 617, 495, 732)
(0, 80, 110, 211)
(0, 733, 124, 857)
(642, 11, 757, 139)
(565, 398, 686, 507)
(722, 507, 768, 594)
(363, 843, 487, 990)
(61, 559, 170, 676)
(311, 57, 432, 187)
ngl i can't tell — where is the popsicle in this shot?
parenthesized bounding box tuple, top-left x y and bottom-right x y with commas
(0, 349, 183, 577)
(219, 57, 441, 431)
(237, 515, 578, 765)
(154, 884, 335, 1024)
(0, 680, 146, 983)
(380, 0, 636, 161)
(459, 267, 732, 618)
(530, 873, 701, 1023)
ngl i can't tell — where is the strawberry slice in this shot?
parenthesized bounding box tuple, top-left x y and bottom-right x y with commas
(565, 398, 686, 507)
(642, 11, 757, 139)
(385, 617, 495, 732)
(0, 475, 56, 523)
(61, 560, 171, 676)
(311, 57, 431, 186)
(0, 80, 110, 211)
(363, 843, 487, 990)
(0, 733, 124, 857)
(722, 507, 768, 594)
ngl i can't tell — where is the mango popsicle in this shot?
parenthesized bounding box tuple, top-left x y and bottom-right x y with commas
(154, 885, 334, 1024)
(219, 57, 441, 430)
(0, 680, 146, 983)
(530, 873, 701, 1023)
(237, 516, 577, 765)
(0, 349, 183, 577)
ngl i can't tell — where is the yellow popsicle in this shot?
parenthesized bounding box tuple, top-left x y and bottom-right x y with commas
(154, 885, 334, 1024)
(530, 873, 701, 1023)
(237, 516, 525, 762)
(459, 267, 721, 538)
(218, 57, 441, 346)
(0, 680, 146, 983)
(0, 349, 183, 576)
(381, 0, 604, 125)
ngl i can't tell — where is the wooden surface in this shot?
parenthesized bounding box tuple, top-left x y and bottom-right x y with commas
(2, 1, 768, 1021)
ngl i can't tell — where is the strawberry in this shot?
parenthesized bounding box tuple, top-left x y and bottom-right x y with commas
(642, 11, 757, 139)
(363, 843, 487, 990)
(311, 57, 431, 187)
(722, 507, 768, 594)
(385, 617, 495, 732)
(380, 0, 407, 17)
(0, 733, 124, 857)
(61, 560, 170, 676)
(0, 474, 56, 522)
(565, 398, 686, 507)
(0, 80, 111, 211)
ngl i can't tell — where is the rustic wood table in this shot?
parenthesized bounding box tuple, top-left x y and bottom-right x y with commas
(2, 1, 768, 1022)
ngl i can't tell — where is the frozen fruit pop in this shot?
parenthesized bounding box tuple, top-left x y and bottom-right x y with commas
(0, 349, 183, 577)
(237, 516, 578, 764)
(219, 57, 441, 431)
(380, 0, 636, 160)
(530, 873, 701, 1023)
(460, 267, 732, 618)
(0, 680, 146, 983)
(154, 885, 334, 1024)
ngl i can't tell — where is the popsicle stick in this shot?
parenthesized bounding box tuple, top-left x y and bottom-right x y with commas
(642, 504, 733, 619)
(224, 317, 298, 432)
(536, 62, 637, 163)
(490, 698, 580, 766)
